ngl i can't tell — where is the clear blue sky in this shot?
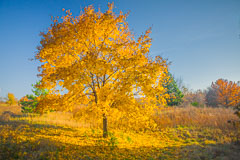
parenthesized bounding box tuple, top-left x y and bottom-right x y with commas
(0, 0, 239, 99)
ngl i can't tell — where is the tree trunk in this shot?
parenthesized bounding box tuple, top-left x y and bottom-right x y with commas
(103, 114, 108, 138)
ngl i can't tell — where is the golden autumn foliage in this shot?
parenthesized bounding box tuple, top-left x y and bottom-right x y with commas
(35, 3, 169, 136)
(211, 79, 240, 107)
(6, 93, 17, 106)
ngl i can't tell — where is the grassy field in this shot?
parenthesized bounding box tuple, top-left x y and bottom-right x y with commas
(0, 104, 239, 159)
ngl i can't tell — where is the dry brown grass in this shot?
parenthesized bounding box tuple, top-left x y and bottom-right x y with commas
(154, 105, 239, 130)
(0, 104, 21, 122)
(0, 103, 21, 115)
(1, 103, 239, 132)
(26, 105, 239, 133)
(1, 103, 239, 159)
(22, 111, 92, 128)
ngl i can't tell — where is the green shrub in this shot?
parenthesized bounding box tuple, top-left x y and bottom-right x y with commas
(191, 102, 199, 107)
(19, 81, 48, 113)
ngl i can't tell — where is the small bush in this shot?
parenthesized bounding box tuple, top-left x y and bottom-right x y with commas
(191, 102, 199, 107)
(19, 81, 48, 113)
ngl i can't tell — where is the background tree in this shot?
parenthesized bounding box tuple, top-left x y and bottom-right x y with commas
(163, 73, 184, 106)
(36, 3, 170, 137)
(235, 103, 240, 119)
(6, 93, 17, 105)
(205, 86, 218, 107)
(175, 77, 187, 93)
(209, 79, 240, 107)
(182, 90, 206, 107)
(19, 81, 49, 113)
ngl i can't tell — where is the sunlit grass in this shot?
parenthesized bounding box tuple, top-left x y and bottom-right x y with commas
(154, 105, 239, 129)
(0, 105, 239, 159)
(0, 104, 21, 115)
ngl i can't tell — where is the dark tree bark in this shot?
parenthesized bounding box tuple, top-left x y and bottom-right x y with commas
(103, 114, 108, 138)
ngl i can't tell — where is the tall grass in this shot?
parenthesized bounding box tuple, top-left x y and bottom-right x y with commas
(3, 104, 238, 132)
(154, 105, 239, 130)
(0, 104, 21, 115)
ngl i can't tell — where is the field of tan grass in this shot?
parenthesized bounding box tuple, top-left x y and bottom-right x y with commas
(154, 105, 239, 130)
(0, 104, 239, 159)
(0, 103, 21, 115)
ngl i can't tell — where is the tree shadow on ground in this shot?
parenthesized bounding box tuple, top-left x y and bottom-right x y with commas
(0, 133, 240, 160)
(0, 116, 76, 132)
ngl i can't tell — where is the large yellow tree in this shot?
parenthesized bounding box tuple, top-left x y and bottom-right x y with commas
(36, 3, 169, 137)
